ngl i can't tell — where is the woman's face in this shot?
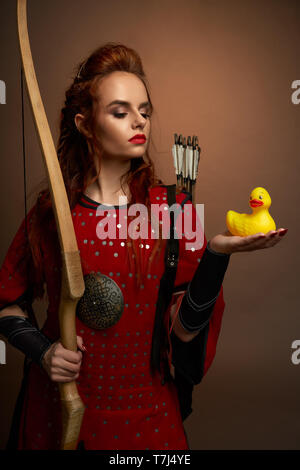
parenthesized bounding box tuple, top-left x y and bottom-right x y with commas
(88, 71, 151, 161)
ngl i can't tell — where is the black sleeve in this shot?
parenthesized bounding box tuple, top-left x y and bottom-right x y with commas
(0, 316, 52, 366)
(170, 242, 230, 422)
(178, 241, 230, 332)
(171, 324, 210, 421)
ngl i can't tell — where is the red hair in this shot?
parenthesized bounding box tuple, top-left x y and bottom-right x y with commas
(27, 43, 174, 298)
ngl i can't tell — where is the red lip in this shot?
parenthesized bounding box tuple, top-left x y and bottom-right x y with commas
(250, 199, 263, 207)
(129, 134, 146, 143)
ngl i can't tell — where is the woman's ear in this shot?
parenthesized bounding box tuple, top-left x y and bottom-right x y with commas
(74, 113, 92, 138)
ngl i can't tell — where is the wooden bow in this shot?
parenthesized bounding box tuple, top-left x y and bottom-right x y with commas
(17, 0, 85, 449)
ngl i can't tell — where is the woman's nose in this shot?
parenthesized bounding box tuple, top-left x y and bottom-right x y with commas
(132, 112, 146, 129)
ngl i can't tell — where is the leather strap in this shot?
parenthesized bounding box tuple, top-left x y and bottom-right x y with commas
(150, 184, 180, 383)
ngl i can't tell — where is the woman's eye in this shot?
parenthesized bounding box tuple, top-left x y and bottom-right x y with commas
(114, 113, 127, 118)
(113, 112, 150, 119)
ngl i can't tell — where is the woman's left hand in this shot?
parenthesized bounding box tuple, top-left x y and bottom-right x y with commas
(209, 228, 288, 255)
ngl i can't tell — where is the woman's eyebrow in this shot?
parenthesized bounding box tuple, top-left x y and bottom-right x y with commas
(106, 100, 151, 109)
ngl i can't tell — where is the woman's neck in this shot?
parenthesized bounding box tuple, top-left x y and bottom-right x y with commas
(85, 156, 131, 205)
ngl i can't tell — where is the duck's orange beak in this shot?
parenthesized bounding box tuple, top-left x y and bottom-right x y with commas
(250, 199, 264, 208)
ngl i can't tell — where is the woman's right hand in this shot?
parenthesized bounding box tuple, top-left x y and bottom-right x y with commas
(41, 336, 85, 383)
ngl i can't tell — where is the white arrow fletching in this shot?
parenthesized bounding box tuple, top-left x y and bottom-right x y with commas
(178, 145, 184, 174)
(172, 144, 178, 173)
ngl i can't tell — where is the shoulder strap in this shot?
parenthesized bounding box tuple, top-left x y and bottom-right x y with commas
(150, 184, 180, 382)
(165, 184, 179, 269)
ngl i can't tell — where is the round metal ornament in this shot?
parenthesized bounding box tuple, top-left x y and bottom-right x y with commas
(76, 272, 124, 329)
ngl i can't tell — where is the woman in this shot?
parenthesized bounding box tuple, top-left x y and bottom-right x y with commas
(0, 43, 287, 450)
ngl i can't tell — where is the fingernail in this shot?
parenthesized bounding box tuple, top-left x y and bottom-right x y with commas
(82, 344, 87, 352)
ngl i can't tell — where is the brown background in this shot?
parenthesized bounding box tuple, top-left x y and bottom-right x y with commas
(0, 0, 300, 450)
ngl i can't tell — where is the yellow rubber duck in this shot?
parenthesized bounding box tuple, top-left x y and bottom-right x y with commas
(226, 187, 276, 236)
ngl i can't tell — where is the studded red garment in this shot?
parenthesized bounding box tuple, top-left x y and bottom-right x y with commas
(0, 185, 225, 450)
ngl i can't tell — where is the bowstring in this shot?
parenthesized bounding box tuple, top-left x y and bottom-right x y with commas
(21, 68, 28, 239)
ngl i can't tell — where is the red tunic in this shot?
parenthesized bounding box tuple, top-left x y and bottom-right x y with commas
(0, 185, 226, 450)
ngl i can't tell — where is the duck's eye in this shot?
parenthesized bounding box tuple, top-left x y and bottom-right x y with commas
(259, 196, 263, 199)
